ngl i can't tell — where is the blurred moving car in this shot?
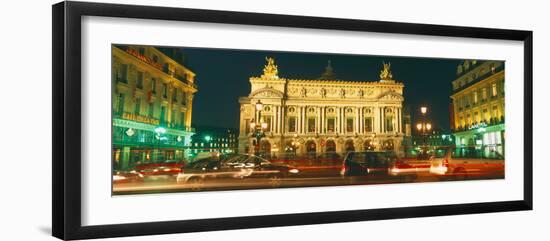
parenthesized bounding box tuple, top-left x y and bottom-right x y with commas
(112, 170, 144, 184)
(176, 154, 299, 189)
(340, 151, 397, 177)
(268, 153, 303, 166)
(387, 150, 432, 179)
(175, 156, 228, 190)
(315, 152, 342, 165)
(134, 159, 184, 180)
(428, 146, 504, 180)
(225, 154, 299, 179)
(428, 147, 452, 175)
(269, 152, 341, 167)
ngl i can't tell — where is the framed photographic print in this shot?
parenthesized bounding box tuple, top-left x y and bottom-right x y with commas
(52, 1, 533, 240)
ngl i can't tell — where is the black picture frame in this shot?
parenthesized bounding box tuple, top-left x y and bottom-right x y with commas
(52, 1, 533, 240)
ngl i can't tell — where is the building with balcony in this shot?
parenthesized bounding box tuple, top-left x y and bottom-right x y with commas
(238, 58, 407, 157)
(450, 60, 505, 159)
(111, 45, 197, 170)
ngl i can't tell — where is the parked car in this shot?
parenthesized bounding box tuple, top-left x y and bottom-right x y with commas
(112, 170, 144, 184)
(340, 151, 397, 177)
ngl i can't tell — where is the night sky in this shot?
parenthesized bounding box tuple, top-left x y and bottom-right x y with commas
(175, 47, 462, 132)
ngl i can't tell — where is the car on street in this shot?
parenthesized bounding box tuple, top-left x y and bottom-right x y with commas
(175, 156, 231, 190)
(315, 152, 342, 165)
(225, 154, 300, 179)
(112, 170, 144, 184)
(134, 159, 184, 180)
(340, 151, 397, 177)
(428, 146, 504, 180)
(176, 154, 300, 190)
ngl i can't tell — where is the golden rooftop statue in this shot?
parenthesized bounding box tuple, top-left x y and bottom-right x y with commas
(262, 57, 279, 78)
(379, 62, 393, 80)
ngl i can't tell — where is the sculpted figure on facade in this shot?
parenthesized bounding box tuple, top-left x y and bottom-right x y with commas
(339, 88, 346, 98)
(300, 87, 307, 97)
(320, 88, 327, 98)
(358, 89, 364, 98)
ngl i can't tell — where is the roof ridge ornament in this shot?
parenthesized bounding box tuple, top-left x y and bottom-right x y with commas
(319, 60, 337, 80)
(262, 57, 279, 79)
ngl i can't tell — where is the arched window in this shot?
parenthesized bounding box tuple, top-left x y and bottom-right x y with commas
(345, 140, 355, 152)
(325, 140, 336, 152)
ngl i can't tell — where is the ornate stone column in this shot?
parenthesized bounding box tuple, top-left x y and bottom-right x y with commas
(355, 107, 360, 134)
(381, 106, 386, 133)
(374, 106, 381, 134)
(336, 107, 341, 134)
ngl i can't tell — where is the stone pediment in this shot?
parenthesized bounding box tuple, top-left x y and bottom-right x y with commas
(377, 90, 404, 101)
(249, 87, 284, 98)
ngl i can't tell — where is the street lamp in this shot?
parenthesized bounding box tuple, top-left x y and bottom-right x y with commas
(250, 100, 267, 156)
(255, 100, 264, 111)
(416, 106, 432, 150)
(154, 127, 166, 162)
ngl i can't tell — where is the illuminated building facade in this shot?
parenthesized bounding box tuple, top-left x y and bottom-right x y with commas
(411, 129, 455, 148)
(112, 45, 197, 170)
(450, 60, 505, 158)
(190, 127, 239, 156)
(238, 58, 406, 157)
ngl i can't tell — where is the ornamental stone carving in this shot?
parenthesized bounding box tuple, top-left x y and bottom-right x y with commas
(380, 62, 393, 80)
(250, 87, 284, 98)
(358, 89, 364, 98)
(262, 57, 279, 78)
(300, 87, 307, 97)
(339, 89, 346, 98)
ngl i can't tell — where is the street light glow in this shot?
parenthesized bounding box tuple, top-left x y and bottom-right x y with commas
(420, 106, 428, 114)
(426, 123, 432, 130)
(416, 123, 422, 131)
(255, 100, 263, 111)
